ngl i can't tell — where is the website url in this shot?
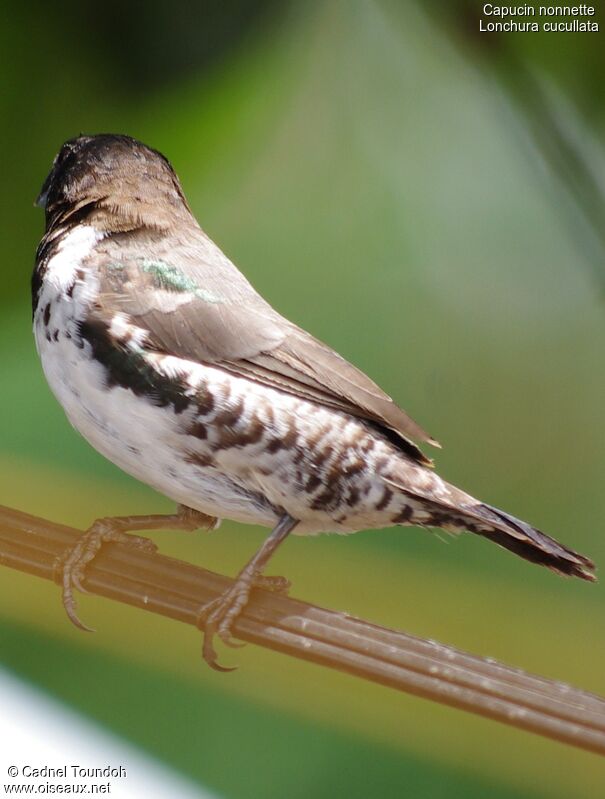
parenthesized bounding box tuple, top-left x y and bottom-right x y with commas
(4, 784, 110, 794)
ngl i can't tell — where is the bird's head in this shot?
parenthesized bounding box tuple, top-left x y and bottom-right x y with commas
(36, 133, 194, 232)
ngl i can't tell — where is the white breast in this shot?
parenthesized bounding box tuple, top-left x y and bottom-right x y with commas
(32, 226, 282, 527)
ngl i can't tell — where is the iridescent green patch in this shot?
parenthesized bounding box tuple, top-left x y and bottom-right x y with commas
(140, 259, 222, 303)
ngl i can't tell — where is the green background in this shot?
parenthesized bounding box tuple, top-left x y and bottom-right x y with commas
(1, 2, 604, 797)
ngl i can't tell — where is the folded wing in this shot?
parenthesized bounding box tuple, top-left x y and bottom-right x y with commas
(89, 230, 437, 465)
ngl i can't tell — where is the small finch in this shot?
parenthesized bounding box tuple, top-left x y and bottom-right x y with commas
(33, 134, 595, 669)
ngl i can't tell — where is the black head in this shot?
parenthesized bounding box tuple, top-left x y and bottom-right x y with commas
(36, 134, 193, 231)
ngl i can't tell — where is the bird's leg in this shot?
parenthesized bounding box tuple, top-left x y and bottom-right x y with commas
(56, 504, 219, 631)
(198, 513, 299, 671)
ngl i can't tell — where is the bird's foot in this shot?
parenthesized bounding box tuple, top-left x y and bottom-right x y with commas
(55, 518, 158, 632)
(197, 570, 291, 671)
(55, 505, 218, 632)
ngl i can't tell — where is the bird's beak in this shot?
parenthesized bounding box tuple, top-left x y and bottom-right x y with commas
(35, 187, 49, 209)
(35, 160, 57, 209)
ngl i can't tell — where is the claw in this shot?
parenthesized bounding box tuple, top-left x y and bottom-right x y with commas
(220, 636, 246, 650)
(62, 576, 96, 633)
(54, 507, 224, 640)
(56, 520, 157, 633)
(71, 565, 90, 595)
(202, 622, 238, 672)
(197, 567, 291, 669)
(71, 577, 88, 597)
(197, 588, 249, 669)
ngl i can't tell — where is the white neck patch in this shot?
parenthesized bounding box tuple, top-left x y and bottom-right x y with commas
(45, 225, 104, 292)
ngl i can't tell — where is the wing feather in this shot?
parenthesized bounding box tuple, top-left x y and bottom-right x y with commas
(89, 230, 437, 465)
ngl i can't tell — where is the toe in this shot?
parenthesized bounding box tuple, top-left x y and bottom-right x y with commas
(62, 584, 95, 633)
(218, 628, 246, 649)
(71, 569, 90, 595)
(121, 533, 157, 553)
(202, 622, 238, 672)
(256, 575, 291, 595)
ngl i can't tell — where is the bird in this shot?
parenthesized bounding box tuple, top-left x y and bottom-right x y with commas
(32, 133, 595, 670)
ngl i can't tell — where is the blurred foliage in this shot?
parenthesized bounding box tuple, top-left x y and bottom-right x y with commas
(1, 1, 604, 798)
(424, 0, 605, 293)
(70, 0, 280, 90)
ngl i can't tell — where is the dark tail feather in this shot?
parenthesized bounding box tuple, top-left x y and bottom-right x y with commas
(470, 503, 596, 582)
(389, 479, 596, 581)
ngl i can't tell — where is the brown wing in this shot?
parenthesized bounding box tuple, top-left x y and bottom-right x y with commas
(91, 230, 438, 465)
(223, 327, 438, 461)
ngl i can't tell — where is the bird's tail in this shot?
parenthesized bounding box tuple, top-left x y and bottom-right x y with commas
(466, 502, 595, 581)
(388, 478, 596, 581)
